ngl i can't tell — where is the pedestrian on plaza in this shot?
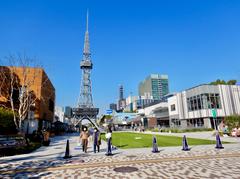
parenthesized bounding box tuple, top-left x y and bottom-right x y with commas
(152, 135, 159, 153)
(105, 128, 112, 156)
(93, 128, 101, 153)
(80, 127, 89, 153)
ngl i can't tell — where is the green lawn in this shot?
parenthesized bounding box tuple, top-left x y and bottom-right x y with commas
(101, 132, 225, 149)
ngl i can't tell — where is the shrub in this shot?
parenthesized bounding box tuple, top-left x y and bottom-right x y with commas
(0, 107, 17, 134)
(224, 115, 240, 131)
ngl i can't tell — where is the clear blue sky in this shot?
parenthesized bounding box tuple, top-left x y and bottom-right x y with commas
(0, 0, 240, 114)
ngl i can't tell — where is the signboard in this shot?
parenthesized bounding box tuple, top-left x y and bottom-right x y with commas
(106, 109, 113, 115)
(211, 109, 217, 118)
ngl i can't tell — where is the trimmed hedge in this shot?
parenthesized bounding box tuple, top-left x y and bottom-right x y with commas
(0, 141, 41, 157)
(151, 128, 213, 133)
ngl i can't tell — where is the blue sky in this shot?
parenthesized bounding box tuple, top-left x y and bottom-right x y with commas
(0, 0, 240, 113)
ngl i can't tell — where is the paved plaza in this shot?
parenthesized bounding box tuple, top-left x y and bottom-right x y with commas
(0, 132, 240, 178)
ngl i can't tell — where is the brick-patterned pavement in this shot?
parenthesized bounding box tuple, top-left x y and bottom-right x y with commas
(0, 133, 240, 178)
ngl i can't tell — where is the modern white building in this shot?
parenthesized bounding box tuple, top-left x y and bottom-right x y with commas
(138, 102, 169, 127)
(125, 95, 154, 112)
(168, 84, 240, 129)
(54, 106, 65, 123)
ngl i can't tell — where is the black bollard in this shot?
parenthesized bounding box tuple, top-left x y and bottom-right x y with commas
(215, 133, 224, 149)
(182, 135, 190, 151)
(63, 139, 72, 159)
(152, 136, 159, 153)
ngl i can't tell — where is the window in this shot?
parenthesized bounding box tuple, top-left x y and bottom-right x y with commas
(201, 94, 208, 109)
(49, 99, 54, 112)
(171, 104, 176, 111)
(187, 98, 191, 111)
(187, 93, 222, 111)
(193, 96, 197, 110)
(171, 118, 181, 126)
(197, 95, 202, 110)
(216, 94, 221, 108)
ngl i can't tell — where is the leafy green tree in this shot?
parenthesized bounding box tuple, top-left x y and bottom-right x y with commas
(227, 80, 237, 85)
(210, 79, 237, 85)
(224, 115, 240, 130)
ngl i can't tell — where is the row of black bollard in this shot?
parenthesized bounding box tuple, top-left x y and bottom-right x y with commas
(152, 133, 224, 153)
(62, 133, 225, 159)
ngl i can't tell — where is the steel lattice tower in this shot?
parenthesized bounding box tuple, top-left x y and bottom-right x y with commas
(73, 11, 99, 127)
(78, 11, 93, 108)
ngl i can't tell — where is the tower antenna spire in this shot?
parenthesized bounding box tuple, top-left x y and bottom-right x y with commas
(86, 9, 89, 32)
(83, 9, 90, 57)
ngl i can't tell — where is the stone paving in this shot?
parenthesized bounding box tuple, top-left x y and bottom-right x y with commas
(0, 133, 240, 178)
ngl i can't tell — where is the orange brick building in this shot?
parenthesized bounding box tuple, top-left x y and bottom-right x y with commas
(0, 66, 55, 130)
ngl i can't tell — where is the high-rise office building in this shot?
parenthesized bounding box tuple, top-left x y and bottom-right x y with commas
(64, 106, 72, 118)
(109, 103, 117, 111)
(117, 85, 126, 111)
(139, 74, 169, 100)
(119, 85, 124, 100)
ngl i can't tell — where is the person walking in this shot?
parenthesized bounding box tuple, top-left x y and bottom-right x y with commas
(80, 127, 89, 153)
(93, 128, 101, 153)
(105, 128, 112, 156)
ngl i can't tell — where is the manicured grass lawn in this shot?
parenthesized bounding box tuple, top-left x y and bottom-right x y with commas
(101, 132, 226, 149)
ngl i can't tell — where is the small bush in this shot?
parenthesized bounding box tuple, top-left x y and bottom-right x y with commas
(224, 115, 240, 131)
(151, 128, 213, 133)
(0, 107, 17, 134)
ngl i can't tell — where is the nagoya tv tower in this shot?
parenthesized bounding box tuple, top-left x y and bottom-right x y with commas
(73, 10, 99, 127)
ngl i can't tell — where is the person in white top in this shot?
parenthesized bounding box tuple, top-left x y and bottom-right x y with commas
(105, 128, 112, 156)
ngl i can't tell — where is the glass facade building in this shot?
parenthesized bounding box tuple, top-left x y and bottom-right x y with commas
(139, 74, 169, 100)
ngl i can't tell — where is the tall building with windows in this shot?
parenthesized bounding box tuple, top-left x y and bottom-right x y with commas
(109, 103, 117, 111)
(139, 74, 169, 100)
(64, 106, 72, 118)
(117, 85, 126, 111)
(119, 85, 124, 100)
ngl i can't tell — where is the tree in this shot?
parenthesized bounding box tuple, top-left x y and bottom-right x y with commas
(227, 80, 237, 85)
(224, 115, 240, 130)
(0, 64, 21, 129)
(210, 79, 237, 85)
(0, 54, 50, 132)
